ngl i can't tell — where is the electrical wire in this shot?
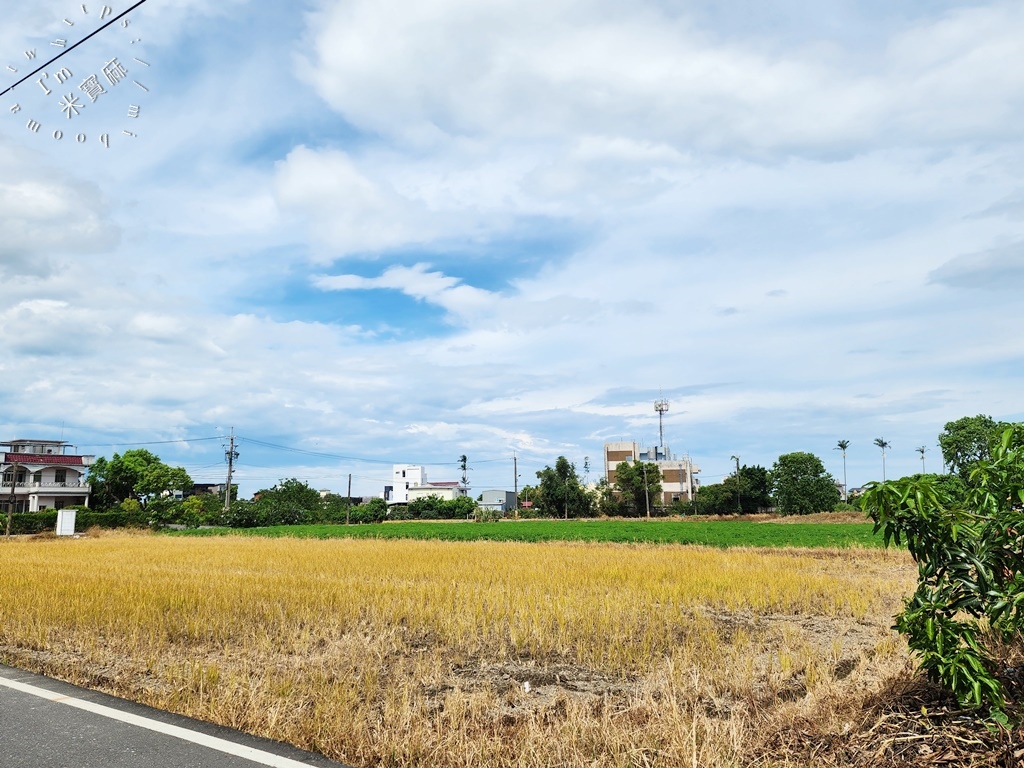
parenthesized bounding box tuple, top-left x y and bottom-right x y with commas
(77, 436, 226, 448)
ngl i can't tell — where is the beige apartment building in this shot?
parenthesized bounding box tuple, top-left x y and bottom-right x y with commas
(603, 441, 699, 505)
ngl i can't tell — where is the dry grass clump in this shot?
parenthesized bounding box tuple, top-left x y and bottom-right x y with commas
(0, 534, 939, 766)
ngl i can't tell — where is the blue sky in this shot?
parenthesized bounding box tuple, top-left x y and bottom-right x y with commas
(2, 0, 1022, 497)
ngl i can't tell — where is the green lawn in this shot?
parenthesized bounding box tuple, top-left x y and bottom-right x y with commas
(170, 518, 883, 548)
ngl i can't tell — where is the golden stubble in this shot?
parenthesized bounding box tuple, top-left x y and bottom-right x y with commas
(0, 534, 916, 767)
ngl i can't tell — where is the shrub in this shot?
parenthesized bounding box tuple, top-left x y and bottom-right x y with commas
(862, 424, 1024, 719)
(387, 505, 412, 521)
(474, 507, 501, 522)
(348, 498, 387, 525)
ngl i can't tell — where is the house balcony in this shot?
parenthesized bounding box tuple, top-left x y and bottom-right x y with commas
(4, 482, 91, 490)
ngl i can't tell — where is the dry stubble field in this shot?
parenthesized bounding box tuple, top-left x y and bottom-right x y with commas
(0, 532, 926, 767)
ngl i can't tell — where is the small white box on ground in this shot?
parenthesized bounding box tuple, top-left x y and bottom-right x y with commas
(56, 510, 76, 537)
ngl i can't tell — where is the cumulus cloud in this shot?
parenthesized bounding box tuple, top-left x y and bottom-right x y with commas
(0, 146, 119, 274)
(274, 146, 422, 256)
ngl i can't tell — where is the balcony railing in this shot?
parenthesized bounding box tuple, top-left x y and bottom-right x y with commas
(2, 482, 90, 489)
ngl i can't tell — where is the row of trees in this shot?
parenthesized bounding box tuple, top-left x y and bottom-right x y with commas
(687, 452, 840, 516)
(833, 414, 1013, 488)
(521, 450, 840, 518)
(84, 452, 394, 528)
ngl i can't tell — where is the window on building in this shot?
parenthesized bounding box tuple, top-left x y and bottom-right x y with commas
(3, 469, 27, 484)
(32, 472, 42, 485)
(55, 469, 67, 484)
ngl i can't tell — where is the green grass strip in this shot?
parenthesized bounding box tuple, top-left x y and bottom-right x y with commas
(169, 518, 883, 548)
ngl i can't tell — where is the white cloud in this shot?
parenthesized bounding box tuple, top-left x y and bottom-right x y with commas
(315, 263, 497, 320)
(0, 145, 119, 272)
(302, 0, 1024, 153)
(275, 146, 426, 257)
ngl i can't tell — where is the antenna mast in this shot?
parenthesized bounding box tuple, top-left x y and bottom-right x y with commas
(654, 399, 670, 449)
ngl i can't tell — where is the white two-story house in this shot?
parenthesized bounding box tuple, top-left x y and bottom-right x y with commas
(1, 439, 94, 513)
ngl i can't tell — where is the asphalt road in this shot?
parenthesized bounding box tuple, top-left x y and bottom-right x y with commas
(0, 665, 351, 768)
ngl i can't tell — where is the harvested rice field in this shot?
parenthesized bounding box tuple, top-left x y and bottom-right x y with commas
(0, 532, 1017, 767)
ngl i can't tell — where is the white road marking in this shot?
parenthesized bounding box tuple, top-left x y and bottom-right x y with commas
(0, 674, 321, 768)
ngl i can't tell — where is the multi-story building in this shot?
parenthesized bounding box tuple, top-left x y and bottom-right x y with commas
(603, 441, 699, 505)
(385, 464, 427, 504)
(0, 439, 94, 513)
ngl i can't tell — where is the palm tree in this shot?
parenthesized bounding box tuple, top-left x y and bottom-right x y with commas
(834, 440, 850, 501)
(916, 445, 927, 474)
(874, 438, 891, 481)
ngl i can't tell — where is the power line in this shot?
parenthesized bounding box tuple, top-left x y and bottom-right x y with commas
(1, 0, 151, 98)
(77, 436, 226, 448)
(237, 436, 512, 467)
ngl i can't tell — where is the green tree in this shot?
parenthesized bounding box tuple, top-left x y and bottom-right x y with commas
(87, 449, 192, 509)
(862, 424, 1024, 716)
(693, 482, 734, 516)
(695, 469, 770, 516)
(938, 414, 1009, 478)
(536, 457, 591, 518)
(349, 497, 387, 524)
(613, 461, 663, 517)
(594, 477, 624, 516)
(322, 493, 352, 523)
(252, 478, 323, 525)
(409, 494, 446, 519)
(446, 495, 477, 519)
(733, 464, 773, 514)
(771, 452, 840, 516)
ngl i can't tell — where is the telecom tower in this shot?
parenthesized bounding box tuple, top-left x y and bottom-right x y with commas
(654, 399, 669, 449)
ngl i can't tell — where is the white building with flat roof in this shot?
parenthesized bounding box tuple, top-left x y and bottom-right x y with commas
(386, 464, 427, 504)
(406, 482, 468, 503)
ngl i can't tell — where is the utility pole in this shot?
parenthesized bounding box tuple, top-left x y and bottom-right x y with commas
(5, 460, 22, 538)
(679, 462, 685, 514)
(346, 473, 352, 525)
(564, 468, 569, 520)
(731, 455, 741, 514)
(223, 428, 238, 514)
(4, 460, 25, 536)
(642, 462, 650, 520)
(513, 451, 518, 519)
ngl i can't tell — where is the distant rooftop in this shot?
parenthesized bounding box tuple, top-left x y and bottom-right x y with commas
(3, 439, 70, 446)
